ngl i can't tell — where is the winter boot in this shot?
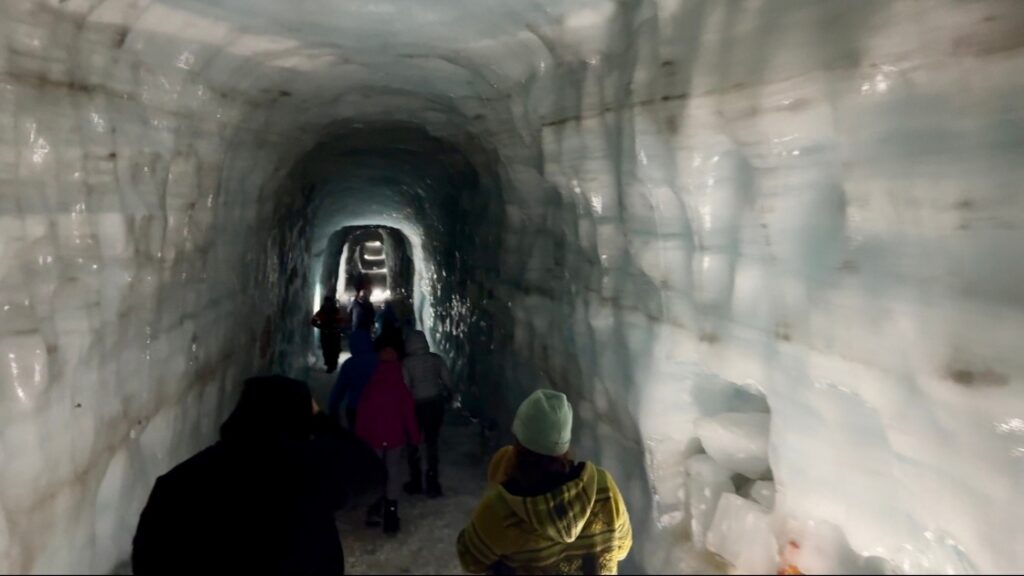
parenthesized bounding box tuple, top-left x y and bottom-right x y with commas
(403, 476, 423, 495)
(365, 497, 383, 527)
(382, 499, 400, 535)
(425, 470, 443, 498)
(404, 451, 423, 495)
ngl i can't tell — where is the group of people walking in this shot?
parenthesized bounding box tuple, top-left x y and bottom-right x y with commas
(310, 285, 382, 373)
(130, 288, 632, 575)
(315, 284, 449, 533)
(328, 324, 452, 534)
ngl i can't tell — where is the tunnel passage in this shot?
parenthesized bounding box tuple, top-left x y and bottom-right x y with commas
(266, 121, 519, 428)
(318, 225, 415, 307)
(346, 231, 388, 296)
(2, 1, 1024, 574)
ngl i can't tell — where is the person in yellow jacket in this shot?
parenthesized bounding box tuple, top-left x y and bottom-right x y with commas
(457, 390, 633, 575)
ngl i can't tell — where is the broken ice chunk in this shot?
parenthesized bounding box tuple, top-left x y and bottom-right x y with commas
(686, 454, 735, 549)
(707, 493, 779, 574)
(691, 374, 770, 415)
(695, 412, 771, 478)
(739, 480, 776, 510)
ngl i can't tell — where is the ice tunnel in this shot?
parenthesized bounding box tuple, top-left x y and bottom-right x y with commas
(1, 0, 1023, 573)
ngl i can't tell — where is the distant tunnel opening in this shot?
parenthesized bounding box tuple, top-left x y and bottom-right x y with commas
(317, 225, 415, 310)
(266, 121, 513, 430)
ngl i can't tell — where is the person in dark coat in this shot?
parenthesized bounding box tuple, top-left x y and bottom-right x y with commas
(312, 296, 345, 372)
(378, 299, 399, 334)
(132, 375, 383, 575)
(311, 409, 387, 506)
(349, 288, 376, 333)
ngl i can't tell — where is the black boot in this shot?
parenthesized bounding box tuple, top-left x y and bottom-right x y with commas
(403, 475, 423, 495)
(425, 470, 442, 498)
(405, 448, 423, 495)
(382, 499, 400, 535)
(365, 497, 383, 527)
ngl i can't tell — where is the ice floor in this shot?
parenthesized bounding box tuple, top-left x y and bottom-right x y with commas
(335, 414, 489, 575)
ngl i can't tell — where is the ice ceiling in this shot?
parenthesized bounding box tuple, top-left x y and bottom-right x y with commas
(1, 0, 1023, 573)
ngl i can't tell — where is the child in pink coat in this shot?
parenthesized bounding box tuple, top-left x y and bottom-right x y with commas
(355, 346, 421, 534)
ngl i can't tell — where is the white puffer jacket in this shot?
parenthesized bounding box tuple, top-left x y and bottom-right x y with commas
(402, 331, 452, 402)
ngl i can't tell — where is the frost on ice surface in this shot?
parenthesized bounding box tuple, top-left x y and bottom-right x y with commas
(695, 412, 771, 479)
(706, 493, 778, 574)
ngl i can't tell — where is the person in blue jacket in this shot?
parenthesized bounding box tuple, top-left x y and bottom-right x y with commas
(329, 329, 378, 427)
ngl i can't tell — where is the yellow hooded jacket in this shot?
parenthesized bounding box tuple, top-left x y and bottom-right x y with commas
(457, 446, 633, 575)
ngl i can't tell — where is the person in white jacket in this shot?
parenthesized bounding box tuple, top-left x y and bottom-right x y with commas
(401, 330, 452, 497)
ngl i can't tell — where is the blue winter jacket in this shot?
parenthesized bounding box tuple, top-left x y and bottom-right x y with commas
(328, 330, 378, 416)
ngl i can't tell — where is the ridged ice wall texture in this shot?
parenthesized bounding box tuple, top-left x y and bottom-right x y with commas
(1, 0, 1023, 574)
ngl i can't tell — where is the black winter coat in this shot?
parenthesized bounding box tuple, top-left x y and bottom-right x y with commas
(349, 298, 376, 332)
(132, 377, 385, 575)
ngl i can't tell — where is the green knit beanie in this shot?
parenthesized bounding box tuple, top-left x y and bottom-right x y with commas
(512, 389, 573, 457)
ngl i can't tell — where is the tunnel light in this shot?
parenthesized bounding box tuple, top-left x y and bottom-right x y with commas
(370, 289, 391, 303)
(365, 241, 382, 248)
(363, 253, 386, 260)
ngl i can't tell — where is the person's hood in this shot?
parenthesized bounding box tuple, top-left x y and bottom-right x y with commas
(349, 330, 374, 357)
(499, 462, 598, 544)
(220, 376, 312, 445)
(405, 331, 429, 356)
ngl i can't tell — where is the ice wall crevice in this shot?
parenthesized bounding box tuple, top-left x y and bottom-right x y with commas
(2, 0, 1024, 574)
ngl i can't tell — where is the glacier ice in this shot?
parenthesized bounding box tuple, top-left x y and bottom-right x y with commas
(695, 412, 772, 479)
(1, 0, 1024, 573)
(685, 454, 736, 550)
(706, 493, 779, 574)
(780, 517, 899, 575)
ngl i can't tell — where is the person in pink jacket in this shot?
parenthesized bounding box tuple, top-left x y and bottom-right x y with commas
(355, 345, 421, 535)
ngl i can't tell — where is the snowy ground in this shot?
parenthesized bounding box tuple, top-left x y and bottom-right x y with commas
(336, 414, 489, 574)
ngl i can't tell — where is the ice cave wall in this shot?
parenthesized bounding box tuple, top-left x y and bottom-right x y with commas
(0, 2, 318, 572)
(1, 0, 1023, 574)
(510, 1, 1024, 573)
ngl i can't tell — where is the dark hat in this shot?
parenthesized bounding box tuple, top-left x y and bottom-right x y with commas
(220, 375, 313, 444)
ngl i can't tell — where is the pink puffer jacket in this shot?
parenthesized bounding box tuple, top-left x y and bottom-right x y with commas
(355, 349, 422, 450)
